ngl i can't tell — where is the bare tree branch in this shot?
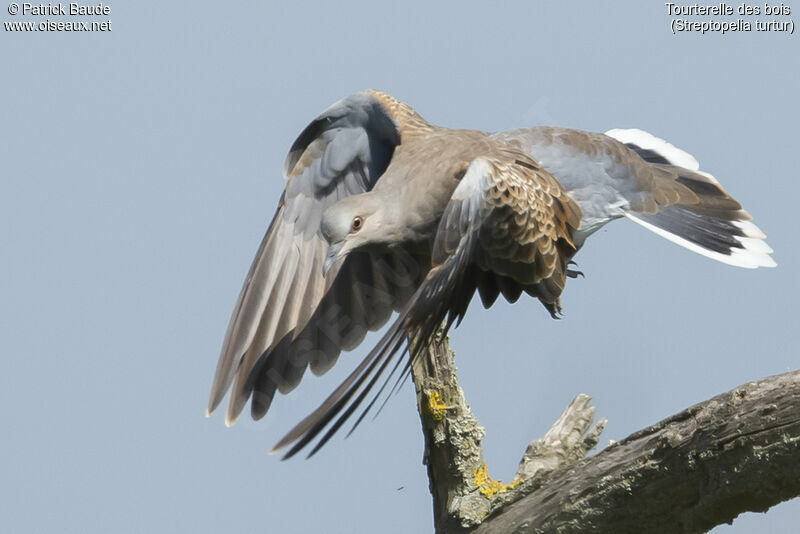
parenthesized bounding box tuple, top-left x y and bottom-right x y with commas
(410, 331, 800, 533)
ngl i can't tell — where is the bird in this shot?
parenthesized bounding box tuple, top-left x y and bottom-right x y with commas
(206, 89, 775, 459)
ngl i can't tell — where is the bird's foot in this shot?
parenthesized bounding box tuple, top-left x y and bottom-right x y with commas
(546, 298, 564, 319)
(567, 260, 585, 278)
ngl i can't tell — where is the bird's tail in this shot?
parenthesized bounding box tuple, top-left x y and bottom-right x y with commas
(607, 128, 776, 269)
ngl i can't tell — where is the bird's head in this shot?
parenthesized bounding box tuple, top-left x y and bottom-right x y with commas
(320, 194, 385, 276)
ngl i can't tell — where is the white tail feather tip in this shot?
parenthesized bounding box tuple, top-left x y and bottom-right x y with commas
(625, 213, 776, 269)
(733, 220, 767, 239)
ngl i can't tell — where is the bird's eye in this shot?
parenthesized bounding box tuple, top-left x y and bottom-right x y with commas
(351, 216, 364, 233)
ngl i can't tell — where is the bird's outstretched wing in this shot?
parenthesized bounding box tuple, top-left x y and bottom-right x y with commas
(207, 92, 423, 426)
(498, 127, 774, 267)
(271, 153, 581, 458)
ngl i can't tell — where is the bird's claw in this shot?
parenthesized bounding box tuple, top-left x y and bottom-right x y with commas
(567, 261, 584, 278)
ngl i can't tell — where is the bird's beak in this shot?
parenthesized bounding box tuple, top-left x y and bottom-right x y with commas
(323, 241, 345, 276)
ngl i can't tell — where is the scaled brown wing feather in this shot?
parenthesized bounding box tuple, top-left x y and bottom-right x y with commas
(422, 153, 580, 333)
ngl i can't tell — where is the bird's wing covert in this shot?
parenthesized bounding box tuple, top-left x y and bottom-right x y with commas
(412, 154, 582, 342)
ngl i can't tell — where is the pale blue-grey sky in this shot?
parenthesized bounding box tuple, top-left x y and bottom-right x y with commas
(2, 1, 797, 532)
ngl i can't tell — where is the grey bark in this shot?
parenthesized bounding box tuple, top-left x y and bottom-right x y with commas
(410, 332, 800, 534)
